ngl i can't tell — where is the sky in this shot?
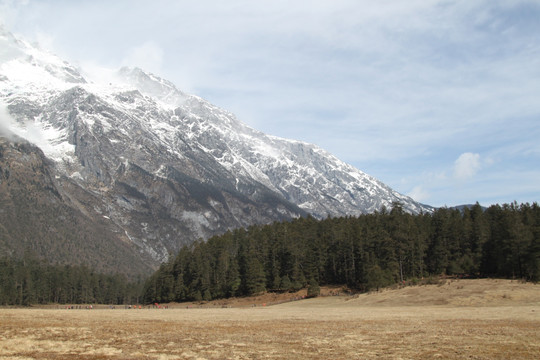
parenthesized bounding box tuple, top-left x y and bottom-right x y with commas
(1, 0, 539, 208)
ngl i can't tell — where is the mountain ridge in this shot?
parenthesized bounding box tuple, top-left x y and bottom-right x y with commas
(0, 27, 432, 273)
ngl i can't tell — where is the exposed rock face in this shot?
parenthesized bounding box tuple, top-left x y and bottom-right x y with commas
(0, 27, 432, 273)
(0, 137, 155, 276)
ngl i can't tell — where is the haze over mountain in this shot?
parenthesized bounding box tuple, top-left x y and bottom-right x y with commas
(0, 27, 431, 273)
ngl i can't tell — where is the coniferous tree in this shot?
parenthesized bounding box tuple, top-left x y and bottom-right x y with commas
(307, 278, 320, 298)
(280, 275, 292, 292)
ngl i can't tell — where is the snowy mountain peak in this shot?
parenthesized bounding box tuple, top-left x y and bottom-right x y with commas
(0, 28, 85, 90)
(116, 67, 188, 108)
(0, 27, 432, 266)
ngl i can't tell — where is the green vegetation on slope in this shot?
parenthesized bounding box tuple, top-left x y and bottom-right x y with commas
(0, 253, 143, 306)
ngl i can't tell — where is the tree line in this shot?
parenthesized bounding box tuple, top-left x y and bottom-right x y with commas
(2, 202, 538, 305)
(143, 202, 540, 303)
(0, 254, 143, 306)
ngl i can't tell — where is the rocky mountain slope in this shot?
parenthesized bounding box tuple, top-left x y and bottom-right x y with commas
(0, 27, 431, 273)
(0, 137, 155, 276)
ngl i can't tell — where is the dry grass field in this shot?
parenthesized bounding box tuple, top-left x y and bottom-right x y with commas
(1, 279, 539, 359)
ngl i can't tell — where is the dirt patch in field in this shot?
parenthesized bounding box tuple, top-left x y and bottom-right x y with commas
(164, 285, 346, 309)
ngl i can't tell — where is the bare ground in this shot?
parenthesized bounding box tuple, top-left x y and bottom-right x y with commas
(1, 279, 539, 359)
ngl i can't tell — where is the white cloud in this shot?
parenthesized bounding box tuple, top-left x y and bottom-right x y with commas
(121, 41, 164, 75)
(454, 152, 481, 180)
(0, 0, 28, 25)
(77, 61, 118, 85)
(0, 103, 15, 137)
(407, 185, 430, 203)
(1, 0, 539, 207)
(34, 30, 54, 50)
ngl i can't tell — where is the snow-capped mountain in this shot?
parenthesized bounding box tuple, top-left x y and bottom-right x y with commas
(0, 27, 431, 272)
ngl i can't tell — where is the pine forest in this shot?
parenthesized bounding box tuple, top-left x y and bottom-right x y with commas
(142, 202, 540, 303)
(1, 202, 539, 305)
